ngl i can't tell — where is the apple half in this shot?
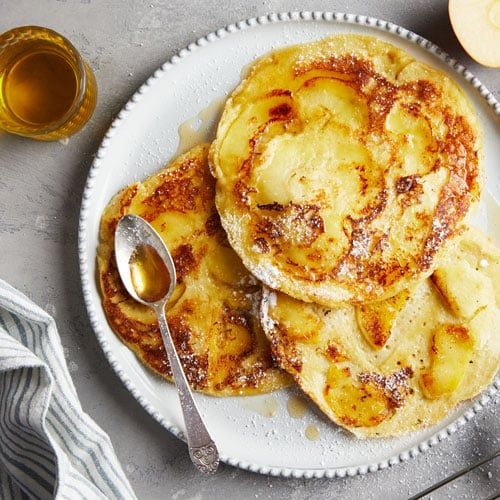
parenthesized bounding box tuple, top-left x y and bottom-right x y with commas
(449, 0, 500, 67)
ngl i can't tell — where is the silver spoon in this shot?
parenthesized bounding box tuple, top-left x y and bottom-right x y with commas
(114, 214, 219, 474)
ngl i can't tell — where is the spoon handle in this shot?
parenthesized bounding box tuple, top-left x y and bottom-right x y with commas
(155, 304, 219, 474)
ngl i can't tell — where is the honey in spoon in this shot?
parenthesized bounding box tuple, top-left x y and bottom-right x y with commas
(129, 244, 171, 303)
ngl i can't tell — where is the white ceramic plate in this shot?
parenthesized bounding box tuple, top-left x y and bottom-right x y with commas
(79, 12, 500, 478)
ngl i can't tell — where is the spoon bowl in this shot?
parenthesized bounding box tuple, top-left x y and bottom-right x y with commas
(114, 214, 219, 474)
(114, 214, 176, 305)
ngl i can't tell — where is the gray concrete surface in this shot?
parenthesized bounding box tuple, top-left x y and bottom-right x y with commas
(0, 1, 499, 498)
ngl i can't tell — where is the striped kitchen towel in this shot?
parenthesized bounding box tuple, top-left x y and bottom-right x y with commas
(0, 279, 136, 500)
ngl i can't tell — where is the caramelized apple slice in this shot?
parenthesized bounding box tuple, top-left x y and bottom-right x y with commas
(218, 313, 253, 356)
(432, 261, 494, 319)
(207, 243, 256, 289)
(324, 365, 393, 427)
(421, 324, 474, 399)
(355, 288, 411, 349)
(296, 77, 369, 128)
(273, 293, 322, 342)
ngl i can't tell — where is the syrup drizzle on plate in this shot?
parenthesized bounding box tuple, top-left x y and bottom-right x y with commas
(305, 424, 320, 441)
(175, 97, 226, 155)
(287, 395, 308, 419)
(242, 395, 279, 418)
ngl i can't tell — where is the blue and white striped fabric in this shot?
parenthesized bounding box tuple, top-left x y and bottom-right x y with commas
(0, 279, 136, 499)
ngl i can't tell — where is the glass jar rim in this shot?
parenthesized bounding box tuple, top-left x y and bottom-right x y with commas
(0, 25, 88, 135)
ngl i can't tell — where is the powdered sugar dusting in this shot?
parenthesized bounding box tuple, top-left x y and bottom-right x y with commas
(350, 229, 371, 258)
(260, 288, 278, 334)
(252, 261, 282, 289)
(359, 367, 414, 408)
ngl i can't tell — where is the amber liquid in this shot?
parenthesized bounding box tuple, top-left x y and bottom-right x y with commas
(5, 50, 77, 125)
(0, 26, 97, 140)
(287, 395, 308, 419)
(129, 244, 171, 303)
(305, 424, 320, 441)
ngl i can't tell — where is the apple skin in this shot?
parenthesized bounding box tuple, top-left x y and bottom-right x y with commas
(449, 0, 500, 68)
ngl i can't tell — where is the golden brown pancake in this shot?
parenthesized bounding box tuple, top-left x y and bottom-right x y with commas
(261, 226, 499, 437)
(98, 144, 290, 396)
(210, 35, 482, 306)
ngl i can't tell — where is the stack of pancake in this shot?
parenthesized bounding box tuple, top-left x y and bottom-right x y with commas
(98, 35, 499, 437)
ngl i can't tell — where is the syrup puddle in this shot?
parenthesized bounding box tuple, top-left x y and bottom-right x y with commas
(175, 58, 257, 155)
(286, 395, 308, 419)
(175, 97, 226, 155)
(305, 424, 320, 441)
(242, 395, 278, 418)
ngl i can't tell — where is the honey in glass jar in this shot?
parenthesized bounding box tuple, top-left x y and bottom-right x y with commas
(0, 26, 97, 140)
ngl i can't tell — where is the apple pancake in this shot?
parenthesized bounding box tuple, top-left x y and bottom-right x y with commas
(261, 226, 499, 437)
(98, 144, 290, 396)
(210, 35, 482, 306)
